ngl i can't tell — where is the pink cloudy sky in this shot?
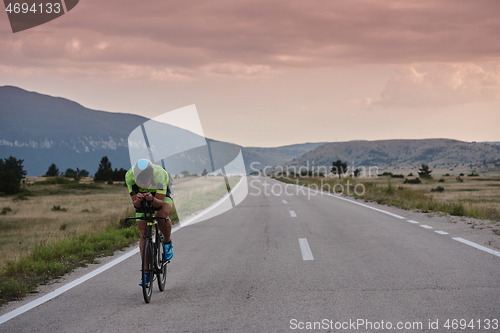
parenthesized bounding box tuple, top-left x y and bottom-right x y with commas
(1, 0, 499, 147)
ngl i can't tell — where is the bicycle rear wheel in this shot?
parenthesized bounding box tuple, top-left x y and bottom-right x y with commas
(141, 239, 154, 303)
(156, 232, 167, 291)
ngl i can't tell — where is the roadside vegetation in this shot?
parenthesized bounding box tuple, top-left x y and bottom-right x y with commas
(0, 176, 180, 307)
(0, 172, 238, 306)
(272, 171, 500, 230)
(172, 175, 241, 219)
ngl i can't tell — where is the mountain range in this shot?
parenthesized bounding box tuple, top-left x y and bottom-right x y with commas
(1, 86, 498, 177)
(284, 139, 500, 175)
(0, 86, 325, 176)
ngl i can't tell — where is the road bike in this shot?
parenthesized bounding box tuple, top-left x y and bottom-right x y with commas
(125, 200, 169, 303)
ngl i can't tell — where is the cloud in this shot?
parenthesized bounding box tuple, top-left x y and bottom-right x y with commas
(368, 64, 500, 108)
(1, 0, 499, 80)
(200, 62, 279, 79)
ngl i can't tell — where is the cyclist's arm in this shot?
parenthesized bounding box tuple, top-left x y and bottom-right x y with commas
(131, 192, 145, 209)
(151, 193, 165, 209)
(126, 169, 144, 208)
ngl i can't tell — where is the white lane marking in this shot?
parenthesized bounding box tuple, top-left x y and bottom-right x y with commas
(270, 179, 406, 219)
(298, 238, 314, 260)
(453, 237, 500, 257)
(435, 230, 449, 235)
(289, 182, 406, 219)
(5, 223, 182, 325)
(0, 225, 182, 325)
(282, 200, 288, 204)
(420, 225, 433, 229)
(289, 210, 297, 217)
(325, 192, 406, 219)
(2, 176, 247, 324)
(268, 178, 500, 260)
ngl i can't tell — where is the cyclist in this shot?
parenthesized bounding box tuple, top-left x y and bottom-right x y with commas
(125, 159, 174, 286)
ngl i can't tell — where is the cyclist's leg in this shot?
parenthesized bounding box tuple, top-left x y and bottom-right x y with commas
(156, 198, 172, 242)
(136, 219, 147, 263)
(156, 197, 174, 260)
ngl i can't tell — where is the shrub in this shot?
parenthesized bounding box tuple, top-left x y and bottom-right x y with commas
(52, 205, 68, 212)
(431, 186, 445, 193)
(438, 178, 445, 183)
(403, 178, 422, 184)
(451, 204, 466, 216)
(384, 180, 396, 195)
(391, 174, 405, 178)
(35, 176, 74, 185)
(12, 194, 29, 201)
(1, 207, 12, 214)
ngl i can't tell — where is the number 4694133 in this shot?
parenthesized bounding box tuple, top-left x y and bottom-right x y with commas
(5, 2, 61, 14)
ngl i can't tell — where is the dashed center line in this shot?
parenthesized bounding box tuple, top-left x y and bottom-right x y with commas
(270, 178, 500, 263)
(282, 200, 288, 204)
(298, 238, 314, 260)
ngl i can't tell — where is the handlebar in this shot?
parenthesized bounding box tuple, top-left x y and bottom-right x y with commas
(124, 199, 169, 222)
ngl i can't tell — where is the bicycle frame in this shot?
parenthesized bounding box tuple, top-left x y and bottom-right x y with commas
(125, 199, 169, 303)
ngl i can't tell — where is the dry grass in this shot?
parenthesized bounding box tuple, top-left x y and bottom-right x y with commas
(364, 175, 500, 215)
(274, 174, 500, 225)
(0, 179, 131, 268)
(173, 175, 241, 219)
(0, 176, 242, 269)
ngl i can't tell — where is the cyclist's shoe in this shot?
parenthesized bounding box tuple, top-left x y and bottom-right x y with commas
(138, 273, 150, 287)
(164, 240, 173, 261)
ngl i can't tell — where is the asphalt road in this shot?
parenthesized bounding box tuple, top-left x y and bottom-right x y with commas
(1, 176, 499, 332)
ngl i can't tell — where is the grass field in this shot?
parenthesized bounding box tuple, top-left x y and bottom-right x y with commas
(1, 173, 495, 305)
(173, 175, 241, 220)
(0, 175, 242, 305)
(0, 175, 241, 268)
(273, 174, 500, 233)
(0, 179, 133, 268)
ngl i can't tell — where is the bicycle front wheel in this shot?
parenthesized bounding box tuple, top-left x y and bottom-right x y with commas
(141, 239, 154, 303)
(156, 233, 167, 291)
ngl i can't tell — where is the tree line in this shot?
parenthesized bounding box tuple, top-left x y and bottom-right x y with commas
(46, 156, 127, 182)
(0, 156, 128, 195)
(0, 154, 436, 195)
(329, 160, 432, 178)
